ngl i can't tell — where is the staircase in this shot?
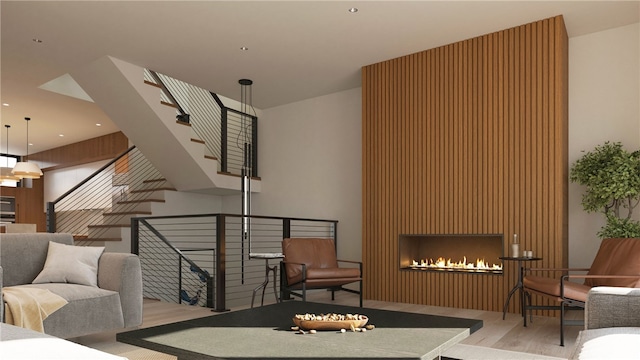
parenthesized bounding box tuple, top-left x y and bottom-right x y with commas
(83, 179, 173, 242)
(70, 55, 260, 195)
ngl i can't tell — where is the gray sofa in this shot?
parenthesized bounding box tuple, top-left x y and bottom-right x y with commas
(569, 286, 640, 359)
(0, 233, 143, 339)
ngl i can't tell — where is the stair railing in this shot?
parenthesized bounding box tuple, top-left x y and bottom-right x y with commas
(131, 214, 338, 311)
(46, 146, 167, 242)
(144, 70, 258, 177)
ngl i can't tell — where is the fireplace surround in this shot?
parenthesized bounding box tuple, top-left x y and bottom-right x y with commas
(399, 234, 504, 274)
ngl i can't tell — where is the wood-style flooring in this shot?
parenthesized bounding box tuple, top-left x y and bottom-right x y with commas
(73, 291, 581, 359)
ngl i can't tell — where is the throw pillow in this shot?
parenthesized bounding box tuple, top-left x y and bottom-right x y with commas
(32, 241, 105, 287)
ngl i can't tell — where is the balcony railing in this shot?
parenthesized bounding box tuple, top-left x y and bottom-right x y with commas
(131, 214, 338, 310)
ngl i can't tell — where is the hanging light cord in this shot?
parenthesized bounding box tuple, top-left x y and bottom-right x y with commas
(24, 117, 30, 160)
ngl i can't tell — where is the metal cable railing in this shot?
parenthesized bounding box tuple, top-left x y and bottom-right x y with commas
(47, 146, 169, 242)
(132, 214, 337, 310)
(143, 69, 257, 176)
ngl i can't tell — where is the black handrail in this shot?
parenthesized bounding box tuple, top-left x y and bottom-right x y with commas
(46, 146, 137, 233)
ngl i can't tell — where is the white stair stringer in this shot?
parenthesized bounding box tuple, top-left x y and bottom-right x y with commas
(70, 55, 260, 195)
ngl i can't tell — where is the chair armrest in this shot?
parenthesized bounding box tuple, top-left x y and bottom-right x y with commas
(280, 260, 307, 284)
(337, 259, 362, 276)
(585, 287, 640, 329)
(97, 253, 143, 328)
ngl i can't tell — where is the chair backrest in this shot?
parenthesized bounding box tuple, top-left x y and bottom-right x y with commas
(0, 233, 74, 287)
(586, 237, 640, 288)
(282, 238, 339, 281)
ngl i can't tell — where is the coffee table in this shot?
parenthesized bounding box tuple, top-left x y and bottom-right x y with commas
(117, 301, 482, 359)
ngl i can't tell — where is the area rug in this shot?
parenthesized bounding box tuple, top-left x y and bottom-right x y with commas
(118, 301, 483, 359)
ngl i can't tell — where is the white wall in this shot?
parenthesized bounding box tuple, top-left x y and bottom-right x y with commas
(44, 160, 110, 205)
(568, 22, 640, 267)
(223, 87, 363, 261)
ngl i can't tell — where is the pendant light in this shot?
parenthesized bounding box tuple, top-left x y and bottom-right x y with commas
(239, 79, 253, 256)
(0, 124, 20, 186)
(12, 117, 43, 179)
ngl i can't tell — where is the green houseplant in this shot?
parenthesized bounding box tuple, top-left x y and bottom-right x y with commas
(570, 141, 640, 238)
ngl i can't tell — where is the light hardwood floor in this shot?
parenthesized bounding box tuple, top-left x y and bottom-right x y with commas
(73, 292, 582, 359)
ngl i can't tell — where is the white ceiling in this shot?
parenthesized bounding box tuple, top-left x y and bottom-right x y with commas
(1, 1, 638, 156)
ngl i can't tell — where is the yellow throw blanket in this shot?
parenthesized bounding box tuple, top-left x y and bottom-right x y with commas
(2, 286, 68, 333)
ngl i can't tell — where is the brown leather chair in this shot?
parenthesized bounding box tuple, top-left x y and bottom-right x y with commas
(523, 237, 640, 346)
(280, 238, 363, 307)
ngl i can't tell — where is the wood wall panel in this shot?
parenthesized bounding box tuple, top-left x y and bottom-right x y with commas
(362, 16, 568, 313)
(28, 132, 128, 171)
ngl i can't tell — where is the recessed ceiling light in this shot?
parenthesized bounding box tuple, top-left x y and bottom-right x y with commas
(240, 46, 249, 51)
(28, 143, 33, 146)
(32, 38, 43, 43)
(59, 134, 64, 137)
(2, 103, 8, 107)
(96, 123, 102, 127)
(348, 7, 358, 13)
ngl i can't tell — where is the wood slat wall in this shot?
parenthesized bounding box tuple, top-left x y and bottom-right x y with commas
(362, 16, 568, 313)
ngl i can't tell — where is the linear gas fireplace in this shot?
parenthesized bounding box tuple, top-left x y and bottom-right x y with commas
(399, 234, 504, 274)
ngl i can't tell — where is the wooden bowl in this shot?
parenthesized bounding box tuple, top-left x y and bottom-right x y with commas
(292, 316, 368, 331)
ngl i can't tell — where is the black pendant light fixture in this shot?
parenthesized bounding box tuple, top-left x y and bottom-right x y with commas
(12, 117, 43, 179)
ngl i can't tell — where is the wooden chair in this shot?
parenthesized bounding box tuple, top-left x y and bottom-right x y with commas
(280, 238, 363, 307)
(523, 237, 640, 346)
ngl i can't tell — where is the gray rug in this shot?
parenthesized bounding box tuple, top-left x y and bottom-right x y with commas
(118, 301, 483, 359)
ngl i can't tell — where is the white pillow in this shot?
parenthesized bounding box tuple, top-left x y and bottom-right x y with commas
(33, 241, 105, 287)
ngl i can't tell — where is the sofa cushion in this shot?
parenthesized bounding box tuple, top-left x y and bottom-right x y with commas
(0, 234, 74, 287)
(569, 327, 640, 360)
(33, 241, 104, 287)
(18, 283, 124, 339)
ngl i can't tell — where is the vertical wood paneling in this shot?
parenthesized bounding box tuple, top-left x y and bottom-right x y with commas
(362, 16, 568, 312)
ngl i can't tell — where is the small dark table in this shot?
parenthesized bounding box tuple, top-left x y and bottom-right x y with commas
(118, 301, 483, 359)
(500, 256, 542, 320)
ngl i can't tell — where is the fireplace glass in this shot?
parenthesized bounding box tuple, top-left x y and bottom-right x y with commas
(399, 234, 503, 274)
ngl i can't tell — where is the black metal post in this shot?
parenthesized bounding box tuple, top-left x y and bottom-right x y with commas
(46, 202, 56, 233)
(131, 218, 139, 255)
(283, 218, 291, 239)
(221, 107, 228, 173)
(214, 215, 228, 312)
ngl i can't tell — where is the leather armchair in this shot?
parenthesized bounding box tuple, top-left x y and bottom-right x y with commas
(523, 237, 640, 346)
(280, 238, 362, 307)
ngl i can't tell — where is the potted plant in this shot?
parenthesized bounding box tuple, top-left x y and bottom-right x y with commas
(570, 141, 640, 238)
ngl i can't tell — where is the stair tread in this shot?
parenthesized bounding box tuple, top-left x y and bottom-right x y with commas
(161, 100, 177, 108)
(143, 178, 167, 183)
(117, 199, 165, 204)
(190, 138, 205, 144)
(217, 171, 262, 181)
(88, 224, 131, 228)
(104, 211, 153, 216)
(143, 80, 161, 88)
(130, 187, 176, 193)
